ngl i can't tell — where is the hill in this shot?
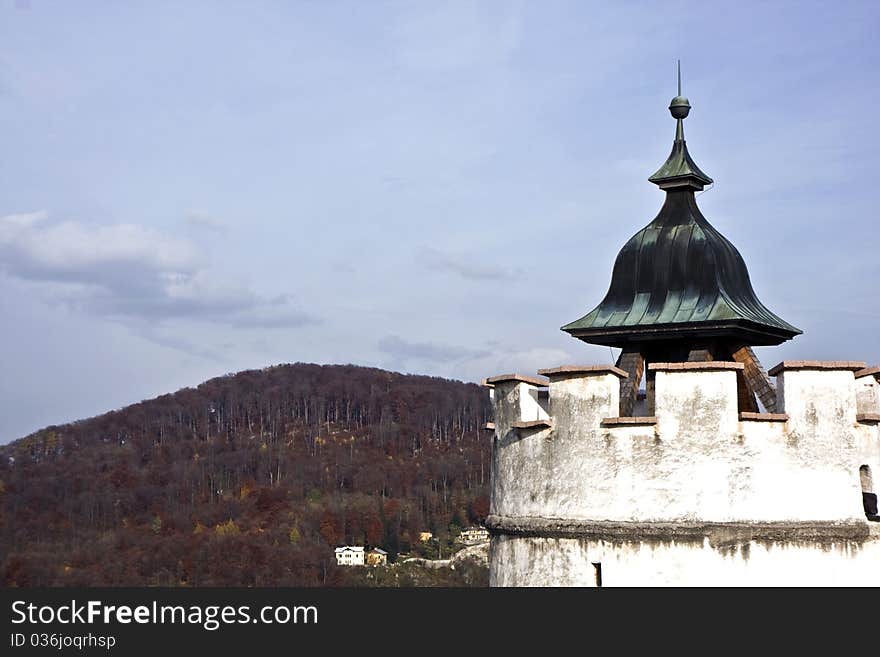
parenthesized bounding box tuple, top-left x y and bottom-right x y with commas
(0, 363, 491, 586)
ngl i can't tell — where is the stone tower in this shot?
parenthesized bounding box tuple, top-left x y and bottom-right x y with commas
(484, 75, 880, 586)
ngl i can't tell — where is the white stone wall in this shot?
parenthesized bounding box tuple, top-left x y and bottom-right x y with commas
(490, 380, 548, 434)
(856, 375, 879, 415)
(654, 368, 739, 447)
(491, 364, 879, 524)
(488, 361, 880, 585)
(856, 422, 880, 483)
(490, 371, 621, 519)
(490, 534, 880, 587)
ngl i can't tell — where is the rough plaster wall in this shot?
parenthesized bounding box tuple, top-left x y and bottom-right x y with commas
(490, 535, 880, 586)
(490, 381, 524, 516)
(856, 377, 880, 415)
(491, 425, 552, 517)
(489, 367, 880, 585)
(779, 370, 857, 436)
(492, 368, 874, 523)
(653, 370, 739, 446)
(491, 373, 620, 520)
(599, 424, 657, 518)
(855, 423, 880, 483)
(490, 380, 553, 516)
(544, 374, 620, 518)
(597, 417, 863, 522)
(491, 382, 522, 435)
(587, 369, 866, 522)
(774, 370, 863, 519)
(647, 370, 740, 520)
(490, 381, 547, 432)
(737, 420, 864, 521)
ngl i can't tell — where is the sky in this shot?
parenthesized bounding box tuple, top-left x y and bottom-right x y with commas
(1, 0, 878, 442)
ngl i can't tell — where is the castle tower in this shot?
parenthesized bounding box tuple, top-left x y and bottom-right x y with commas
(484, 71, 880, 586)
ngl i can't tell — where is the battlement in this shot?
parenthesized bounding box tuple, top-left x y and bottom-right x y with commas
(488, 361, 880, 525)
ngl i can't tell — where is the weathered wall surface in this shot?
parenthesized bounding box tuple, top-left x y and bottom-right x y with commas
(488, 361, 880, 585)
(491, 364, 877, 524)
(855, 373, 879, 416)
(490, 371, 621, 519)
(489, 532, 880, 586)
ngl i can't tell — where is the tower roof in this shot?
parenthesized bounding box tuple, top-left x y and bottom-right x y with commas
(647, 120, 714, 190)
(562, 73, 801, 348)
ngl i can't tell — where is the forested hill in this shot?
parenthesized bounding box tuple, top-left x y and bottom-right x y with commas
(0, 363, 492, 586)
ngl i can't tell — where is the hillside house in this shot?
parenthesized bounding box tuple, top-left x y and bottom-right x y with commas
(334, 546, 365, 566)
(366, 548, 388, 566)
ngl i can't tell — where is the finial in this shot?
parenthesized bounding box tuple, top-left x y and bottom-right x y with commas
(648, 60, 712, 190)
(669, 60, 690, 121)
(677, 59, 681, 96)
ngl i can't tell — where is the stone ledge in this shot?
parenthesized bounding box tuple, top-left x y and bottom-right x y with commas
(482, 422, 496, 431)
(485, 373, 549, 387)
(601, 416, 658, 426)
(855, 366, 880, 380)
(511, 419, 553, 430)
(767, 360, 867, 376)
(648, 361, 743, 372)
(857, 413, 880, 425)
(485, 514, 872, 545)
(739, 412, 789, 422)
(537, 364, 628, 379)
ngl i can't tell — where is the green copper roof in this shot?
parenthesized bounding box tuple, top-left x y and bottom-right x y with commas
(561, 190, 801, 346)
(648, 121, 714, 189)
(562, 83, 800, 348)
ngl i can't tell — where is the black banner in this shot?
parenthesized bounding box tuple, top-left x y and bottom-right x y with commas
(0, 586, 870, 654)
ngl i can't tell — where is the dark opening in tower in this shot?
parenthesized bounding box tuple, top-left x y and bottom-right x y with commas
(860, 465, 878, 521)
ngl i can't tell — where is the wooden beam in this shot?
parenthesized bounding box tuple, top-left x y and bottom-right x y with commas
(731, 345, 778, 412)
(615, 348, 644, 417)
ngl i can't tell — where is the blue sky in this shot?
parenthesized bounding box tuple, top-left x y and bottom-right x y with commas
(1, 0, 878, 442)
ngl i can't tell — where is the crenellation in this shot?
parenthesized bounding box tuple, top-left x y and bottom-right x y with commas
(855, 367, 880, 416)
(487, 361, 880, 583)
(542, 367, 622, 432)
(486, 375, 549, 437)
(650, 362, 740, 448)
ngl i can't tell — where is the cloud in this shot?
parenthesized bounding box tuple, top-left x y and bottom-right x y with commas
(418, 246, 521, 281)
(453, 345, 579, 382)
(378, 334, 490, 364)
(376, 337, 585, 385)
(0, 211, 315, 330)
(0, 211, 198, 282)
(184, 211, 227, 233)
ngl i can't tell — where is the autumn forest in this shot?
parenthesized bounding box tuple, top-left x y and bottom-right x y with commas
(0, 364, 492, 587)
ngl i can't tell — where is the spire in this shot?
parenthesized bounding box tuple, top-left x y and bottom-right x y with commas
(648, 61, 713, 191)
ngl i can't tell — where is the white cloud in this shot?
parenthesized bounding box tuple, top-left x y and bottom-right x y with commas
(0, 212, 197, 282)
(0, 211, 315, 331)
